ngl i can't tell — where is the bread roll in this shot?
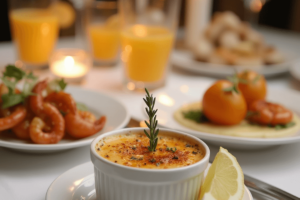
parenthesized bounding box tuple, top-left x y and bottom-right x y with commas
(194, 37, 214, 61)
(219, 30, 240, 49)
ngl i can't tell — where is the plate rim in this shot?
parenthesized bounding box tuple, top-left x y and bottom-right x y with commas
(46, 162, 252, 200)
(171, 49, 297, 77)
(0, 86, 130, 151)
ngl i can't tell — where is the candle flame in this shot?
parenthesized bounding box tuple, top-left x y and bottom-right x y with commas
(64, 56, 74, 71)
(250, 0, 265, 13)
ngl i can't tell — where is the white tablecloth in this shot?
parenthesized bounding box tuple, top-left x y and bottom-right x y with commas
(1, 27, 300, 199)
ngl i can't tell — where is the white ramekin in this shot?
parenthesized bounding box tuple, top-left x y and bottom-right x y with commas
(90, 128, 210, 200)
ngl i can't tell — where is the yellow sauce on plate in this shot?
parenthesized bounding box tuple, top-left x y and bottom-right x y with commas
(95, 132, 204, 169)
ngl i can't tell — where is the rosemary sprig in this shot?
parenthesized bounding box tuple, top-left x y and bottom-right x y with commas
(143, 88, 159, 152)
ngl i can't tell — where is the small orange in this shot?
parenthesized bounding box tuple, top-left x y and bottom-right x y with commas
(238, 71, 267, 107)
(202, 80, 247, 125)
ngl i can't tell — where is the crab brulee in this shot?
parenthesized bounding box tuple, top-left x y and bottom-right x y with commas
(95, 132, 204, 169)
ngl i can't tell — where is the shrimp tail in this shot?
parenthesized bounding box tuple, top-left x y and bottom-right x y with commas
(0, 105, 27, 131)
(95, 116, 106, 130)
(64, 114, 106, 139)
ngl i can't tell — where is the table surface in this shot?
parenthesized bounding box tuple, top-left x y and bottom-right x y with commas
(1, 27, 300, 200)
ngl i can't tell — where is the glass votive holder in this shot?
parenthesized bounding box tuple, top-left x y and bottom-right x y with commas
(49, 49, 92, 83)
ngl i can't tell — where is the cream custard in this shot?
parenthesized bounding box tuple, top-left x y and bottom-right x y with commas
(95, 132, 204, 169)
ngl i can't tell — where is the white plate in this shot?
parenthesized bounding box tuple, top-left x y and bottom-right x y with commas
(46, 162, 253, 200)
(147, 86, 300, 150)
(0, 86, 130, 153)
(171, 49, 297, 77)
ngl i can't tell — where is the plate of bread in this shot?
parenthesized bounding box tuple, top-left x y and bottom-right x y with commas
(172, 12, 297, 77)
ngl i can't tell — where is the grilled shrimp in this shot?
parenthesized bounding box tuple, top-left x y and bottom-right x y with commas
(248, 100, 293, 126)
(64, 112, 106, 138)
(44, 91, 77, 115)
(29, 103, 65, 144)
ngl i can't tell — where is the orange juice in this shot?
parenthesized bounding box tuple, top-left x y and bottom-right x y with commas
(88, 24, 120, 61)
(10, 8, 59, 65)
(121, 25, 174, 82)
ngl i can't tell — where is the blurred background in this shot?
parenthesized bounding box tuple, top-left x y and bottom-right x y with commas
(0, 0, 299, 42)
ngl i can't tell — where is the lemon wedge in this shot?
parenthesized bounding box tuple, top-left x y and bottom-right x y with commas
(200, 147, 244, 200)
(49, 1, 75, 29)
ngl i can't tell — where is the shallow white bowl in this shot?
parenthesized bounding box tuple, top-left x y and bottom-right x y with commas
(90, 127, 210, 200)
(0, 86, 130, 153)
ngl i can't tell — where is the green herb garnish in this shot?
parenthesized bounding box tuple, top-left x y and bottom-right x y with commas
(3, 65, 25, 81)
(47, 78, 67, 92)
(225, 74, 240, 93)
(171, 147, 177, 153)
(1, 65, 38, 109)
(274, 122, 295, 130)
(246, 111, 259, 118)
(76, 102, 89, 111)
(131, 156, 143, 161)
(182, 110, 208, 123)
(166, 147, 177, 153)
(223, 85, 239, 93)
(143, 88, 159, 152)
(57, 78, 67, 90)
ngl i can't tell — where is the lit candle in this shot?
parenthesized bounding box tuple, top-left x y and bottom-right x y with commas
(50, 49, 91, 82)
(52, 56, 87, 78)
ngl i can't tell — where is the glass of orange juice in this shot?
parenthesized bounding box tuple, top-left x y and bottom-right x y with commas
(119, 0, 181, 91)
(83, 0, 120, 66)
(8, 0, 61, 69)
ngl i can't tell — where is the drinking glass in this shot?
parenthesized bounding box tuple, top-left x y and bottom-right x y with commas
(9, 0, 59, 69)
(119, 0, 181, 91)
(83, 0, 120, 66)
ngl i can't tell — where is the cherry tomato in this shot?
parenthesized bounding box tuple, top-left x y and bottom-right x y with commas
(238, 71, 267, 107)
(248, 100, 293, 126)
(202, 80, 247, 125)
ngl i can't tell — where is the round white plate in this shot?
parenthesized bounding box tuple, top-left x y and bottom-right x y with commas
(46, 162, 253, 200)
(171, 49, 297, 78)
(0, 86, 130, 153)
(147, 86, 300, 150)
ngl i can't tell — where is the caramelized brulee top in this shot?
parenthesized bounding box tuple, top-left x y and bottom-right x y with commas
(95, 132, 205, 169)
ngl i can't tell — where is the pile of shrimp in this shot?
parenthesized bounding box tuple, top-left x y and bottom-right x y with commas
(0, 80, 106, 144)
